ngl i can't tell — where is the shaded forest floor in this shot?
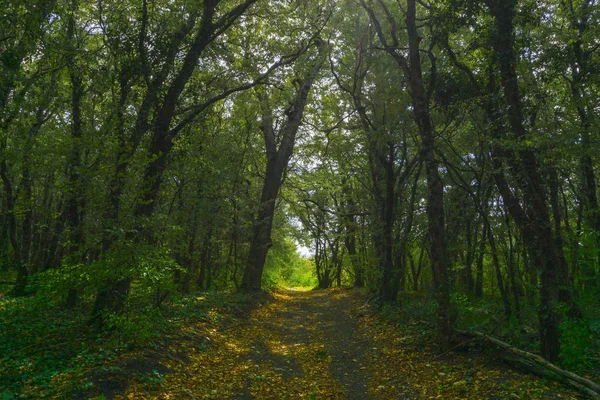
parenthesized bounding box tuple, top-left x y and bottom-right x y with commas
(0, 286, 589, 399)
(117, 289, 580, 399)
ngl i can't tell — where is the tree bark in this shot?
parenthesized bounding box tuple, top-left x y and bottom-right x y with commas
(486, 0, 562, 361)
(64, 19, 85, 307)
(565, 1, 599, 290)
(0, 156, 27, 296)
(361, 0, 452, 348)
(92, 0, 260, 320)
(457, 329, 600, 397)
(241, 44, 325, 291)
(405, 0, 452, 349)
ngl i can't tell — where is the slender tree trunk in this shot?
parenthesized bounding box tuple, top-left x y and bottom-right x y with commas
(362, 0, 451, 347)
(341, 181, 363, 287)
(475, 222, 485, 298)
(549, 169, 582, 318)
(505, 211, 521, 321)
(334, 245, 342, 287)
(197, 228, 213, 290)
(64, 35, 85, 308)
(409, 241, 426, 293)
(486, 223, 511, 318)
(463, 219, 475, 293)
(345, 218, 363, 288)
(564, 0, 599, 290)
(380, 156, 396, 301)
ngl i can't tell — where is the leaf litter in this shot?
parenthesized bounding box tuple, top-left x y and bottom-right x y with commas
(116, 288, 583, 399)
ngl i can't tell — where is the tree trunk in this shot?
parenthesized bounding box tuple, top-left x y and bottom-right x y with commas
(92, 0, 259, 320)
(405, 0, 452, 349)
(563, 0, 599, 290)
(197, 228, 213, 290)
(241, 44, 324, 291)
(475, 222, 485, 298)
(462, 219, 475, 293)
(486, 0, 562, 361)
(64, 18, 85, 307)
(486, 222, 511, 318)
(91, 277, 132, 324)
(342, 184, 364, 288)
(549, 169, 581, 318)
(380, 155, 396, 301)
(504, 210, 521, 321)
(360, 0, 451, 347)
(0, 155, 27, 296)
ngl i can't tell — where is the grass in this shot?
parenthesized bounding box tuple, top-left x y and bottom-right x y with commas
(379, 290, 600, 377)
(0, 282, 259, 399)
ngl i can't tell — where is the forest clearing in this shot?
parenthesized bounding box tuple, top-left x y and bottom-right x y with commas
(2, 0, 600, 398)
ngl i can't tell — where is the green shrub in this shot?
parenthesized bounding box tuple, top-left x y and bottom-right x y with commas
(559, 317, 598, 372)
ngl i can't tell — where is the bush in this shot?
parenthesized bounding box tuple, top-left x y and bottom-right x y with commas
(560, 317, 599, 373)
(106, 307, 165, 348)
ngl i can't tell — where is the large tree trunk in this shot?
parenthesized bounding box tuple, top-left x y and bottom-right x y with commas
(64, 15, 85, 307)
(566, 1, 599, 290)
(92, 0, 259, 320)
(241, 44, 324, 291)
(241, 159, 281, 291)
(405, 0, 452, 349)
(361, 0, 452, 348)
(0, 156, 27, 296)
(135, 0, 259, 219)
(486, 0, 562, 361)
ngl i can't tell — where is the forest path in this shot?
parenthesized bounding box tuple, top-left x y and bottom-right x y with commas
(151, 288, 377, 399)
(126, 288, 580, 400)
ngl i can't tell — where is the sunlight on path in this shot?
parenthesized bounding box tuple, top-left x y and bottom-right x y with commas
(121, 289, 580, 400)
(125, 289, 370, 399)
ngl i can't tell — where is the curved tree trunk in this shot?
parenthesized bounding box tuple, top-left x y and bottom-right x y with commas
(241, 44, 325, 291)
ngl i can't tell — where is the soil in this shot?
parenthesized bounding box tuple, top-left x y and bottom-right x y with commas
(112, 288, 583, 399)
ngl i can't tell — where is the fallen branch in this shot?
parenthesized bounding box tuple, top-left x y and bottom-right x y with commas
(501, 354, 600, 399)
(435, 318, 506, 361)
(433, 337, 475, 360)
(457, 329, 600, 398)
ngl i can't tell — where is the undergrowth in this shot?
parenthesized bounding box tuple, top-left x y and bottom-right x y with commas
(379, 290, 600, 378)
(0, 282, 257, 399)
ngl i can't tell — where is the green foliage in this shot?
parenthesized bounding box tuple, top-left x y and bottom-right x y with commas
(106, 307, 166, 348)
(451, 292, 498, 332)
(380, 293, 437, 329)
(559, 317, 598, 373)
(0, 294, 91, 398)
(1, 0, 600, 394)
(263, 237, 317, 289)
(0, 287, 255, 398)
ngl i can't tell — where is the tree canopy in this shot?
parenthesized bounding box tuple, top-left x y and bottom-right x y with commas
(1, 0, 600, 396)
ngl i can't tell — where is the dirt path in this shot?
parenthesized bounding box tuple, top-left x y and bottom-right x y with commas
(246, 289, 375, 400)
(122, 288, 581, 399)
